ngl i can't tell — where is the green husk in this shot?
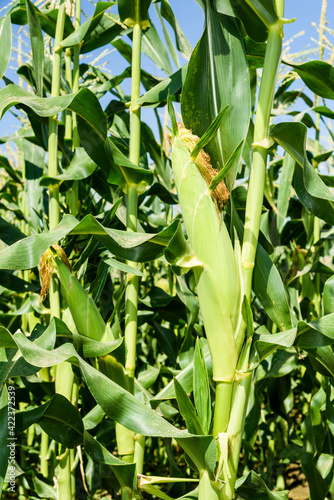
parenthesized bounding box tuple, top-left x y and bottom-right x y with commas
(170, 130, 242, 383)
(40, 250, 113, 343)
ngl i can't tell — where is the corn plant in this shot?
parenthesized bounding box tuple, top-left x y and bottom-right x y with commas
(0, 0, 334, 499)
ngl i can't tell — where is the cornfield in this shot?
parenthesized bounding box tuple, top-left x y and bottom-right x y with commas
(1, 0, 334, 499)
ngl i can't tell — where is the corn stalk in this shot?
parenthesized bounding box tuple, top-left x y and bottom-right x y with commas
(115, 0, 151, 474)
(46, 1, 75, 498)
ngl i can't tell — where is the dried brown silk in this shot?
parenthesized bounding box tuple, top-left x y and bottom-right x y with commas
(40, 245, 72, 301)
(177, 123, 230, 211)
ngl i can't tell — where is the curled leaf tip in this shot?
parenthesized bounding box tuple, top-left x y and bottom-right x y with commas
(40, 245, 72, 301)
(177, 124, 230, 210)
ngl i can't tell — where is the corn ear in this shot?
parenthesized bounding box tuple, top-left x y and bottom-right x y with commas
(171, 130, 242, 382)
(55, 256, 113, 343)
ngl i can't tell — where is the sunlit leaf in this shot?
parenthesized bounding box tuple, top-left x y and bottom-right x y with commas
(288, 60, 334, 100)
(181, 2, 251, 187)
(0, 15, 12, 81)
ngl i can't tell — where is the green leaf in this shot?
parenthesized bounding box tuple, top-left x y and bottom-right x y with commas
(174, 378, 204, 435)
(38, 394, 84, 449)
(167, 91, 178, 137)
(40, 147, 97, 186)
(90, 261, 112, 305)
(193, 338, 211, 435)
(264, 350, 298, 380)
(95, 218, 179, 263)
(117, 0, 152, 29)
(251, 327, 295, 365)
(306, 346, 334, 377)
(138, 64, 188, 105)
(191, 106, 228, 160)
(295, 162, 334, 224)
(32, 476, 57, 500)
(0, 332, 216, 476)
(243, 0, 279, 29)
(301, 451, 327, 500)
(25, 0, 44, 96)
(0, 214, 179, 270)
(60, 2, 113, 48)
(0, 271, 38, 293)
(139, 484, 174, 500)
(142, 23, 173, 75)
(55, 256, 112, 343)
(78, 335, 123, 359)
(10, 2, 74, 38)
(21, 139, 45, 232)
(77, 110, 154, 185)
(0, 215, 77, 270)
(271, 122, 334, 225)
(208, 140, 244, 192)
(252, 313, 334, 365)
(77, 114, 110, 176)
(0, 155, 22, 184)
(153, 340, 212, 401)
(0, 84, 107, 142)
(7, 332, 76, 369)
(81, 14, 125, 54)
(215, 0, 268, 42)
(0, 15, 12, 81)
(155, 3, 180, 69)
(323, 275, 334, 315)
(313, 149, 334, 165)
(164, 221, 194, 269)
(106, 137, 153, 186)
(236, 470, 288, 499)
(313, 105, 334, 119)
(176, 276, 199, 330)
(103, 257, 144, 277)
(14, 399, 50, 434)
(15, 393, 84, 448)
(79, 356, 216, 475)
(84, 431, 137, 490)
(0, 388, 9, 497)
(83, 405, 105, 430)
(160, 0, 192, 60)
(177, 285, 198, 369)
(181, 4, 250, 187)
(245, 37, 266, 67)
(0, 217, 26, 246)
(194, 0, 205, 9)
(0, 324, 54, 388)
(153, 321, 177, 363)
(271, 123, 306, 169)
(288, 60, 334, 100)
(10, 330, 214, 474)
(253, 243, 293, 331)
(276, 152, 295, 235)
(294, 314, 334, 348)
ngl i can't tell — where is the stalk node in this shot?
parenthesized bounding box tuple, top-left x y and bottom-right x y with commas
(242, 262, 255, 269)
(131, 103, 142, 112)
(235, 369, 252, 381)
(271, 21, 284, 37)
(252, 137, 275, 149)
